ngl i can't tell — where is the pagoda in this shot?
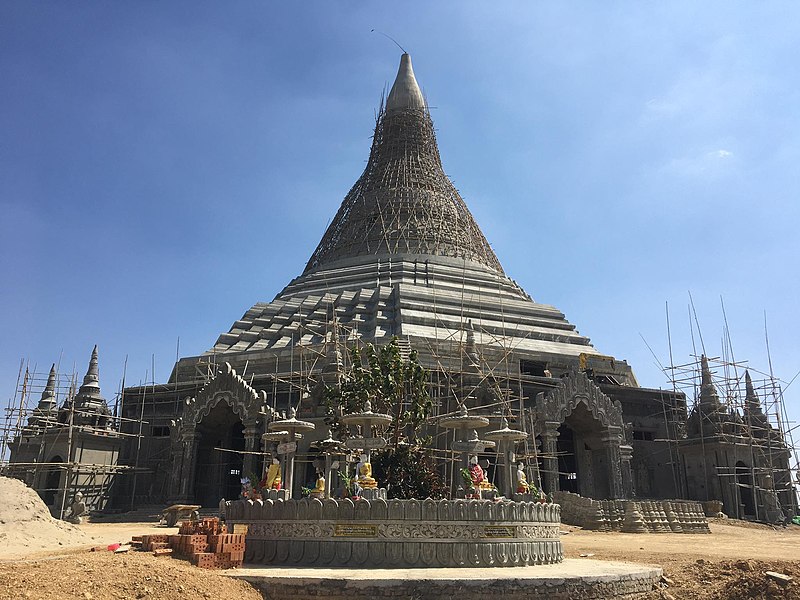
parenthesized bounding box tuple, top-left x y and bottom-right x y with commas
(119, 54, 689, 508)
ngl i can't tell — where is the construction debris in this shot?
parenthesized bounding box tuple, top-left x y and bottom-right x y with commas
(765, 570, 793, 585)
(135, 517, 244, 569)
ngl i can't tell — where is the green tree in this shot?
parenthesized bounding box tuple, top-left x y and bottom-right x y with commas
(325, 337, 432, 446)
(324, 337, 445, 499)
(372, 444, 448, 500)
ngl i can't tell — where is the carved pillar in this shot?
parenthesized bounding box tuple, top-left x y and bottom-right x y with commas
(601, 426, 624, 499)
(168, 441, 184, 501)
(620, 443, 634, 499)
(541, 422, 561, 495)
(179, 430, 201, 502)
(242, 424, 261, 479)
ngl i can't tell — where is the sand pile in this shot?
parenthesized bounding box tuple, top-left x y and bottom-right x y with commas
(0, 476, 90, 559)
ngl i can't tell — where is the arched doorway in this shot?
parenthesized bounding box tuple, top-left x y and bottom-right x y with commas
(735, 461, 756, 518)
(534, 370, 627, 499)
(42, 455, 63, 506)
(559, 403, 610, 499)
(194, 403, 246, 507)
(556, 426, 579, 493)
(173, 363, 266, 504)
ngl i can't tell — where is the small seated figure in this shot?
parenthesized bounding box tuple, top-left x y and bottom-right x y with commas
(356, 453, 378, 490)
(310, 470, 325, 499)
(468, 455, 494, 492)
(64, 491, 87, 524)
(260, 458, 282, 491)
(516, 463, 530, 494)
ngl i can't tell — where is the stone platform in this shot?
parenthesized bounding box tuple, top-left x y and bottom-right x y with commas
(229, 559, 662, 600)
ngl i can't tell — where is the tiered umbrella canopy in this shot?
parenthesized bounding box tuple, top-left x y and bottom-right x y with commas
(267, 407, 315, 497)
(485, 416, 527, 497)
(311, 429, 346, 498)
(341, 400, 392, 451)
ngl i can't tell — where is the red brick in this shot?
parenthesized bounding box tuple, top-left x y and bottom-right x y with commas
(220, 542, 245, 554)
(222, 550, 245, 562)
(192, 552, 218, 569)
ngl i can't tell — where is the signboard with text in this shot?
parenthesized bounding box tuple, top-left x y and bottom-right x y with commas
(277, 441, 297, 455)
(344, 437, 387, 450)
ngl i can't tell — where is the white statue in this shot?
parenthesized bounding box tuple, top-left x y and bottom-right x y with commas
(64, 491, 87, 524)
(516, 463, 530, 494)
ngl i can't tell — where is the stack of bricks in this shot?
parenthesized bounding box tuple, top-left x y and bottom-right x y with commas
(178, 517, 225, 536)
(208, 532, 246, 569)
(139, 533, 172, 556)
(140, 517, 246, 569)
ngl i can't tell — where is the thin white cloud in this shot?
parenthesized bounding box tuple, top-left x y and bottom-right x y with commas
(644, 97, 680, 118)
(658, 147, 735, 178)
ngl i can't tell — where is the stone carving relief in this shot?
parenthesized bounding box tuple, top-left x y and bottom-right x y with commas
(533, 368, 624, 432)
(181, 362, 267, 428)
(247, 520, 559, 542)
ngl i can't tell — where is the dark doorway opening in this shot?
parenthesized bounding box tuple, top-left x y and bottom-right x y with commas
(558, 403, 611, 499)
(194, 403, 245, 507)
(735, 461, 756, 518)
(42, 455, 63, 506)
(557, 426, 579, 493)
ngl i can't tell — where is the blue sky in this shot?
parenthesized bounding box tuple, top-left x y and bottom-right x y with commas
(1, 3, 798, 452)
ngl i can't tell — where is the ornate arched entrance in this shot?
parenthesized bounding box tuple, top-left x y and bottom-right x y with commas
(533, 369, 631, 499)
(168, 363, 267, 505)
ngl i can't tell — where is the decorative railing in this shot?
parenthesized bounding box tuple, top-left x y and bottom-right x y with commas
(553, 491, 710, 533)
(226, 497, 563, 567)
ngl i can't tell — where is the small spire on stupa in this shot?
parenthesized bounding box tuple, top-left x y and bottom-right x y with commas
(698, 355, 721, 407)
(386, 53, 426, 112)
(72, 345, 110, 425)
(81, 345, 100, 391)
(26, 364, 58, 430)
(39, 364, 58, 412)
(744, 371, 762, 411)
(743, 370, 770, 434)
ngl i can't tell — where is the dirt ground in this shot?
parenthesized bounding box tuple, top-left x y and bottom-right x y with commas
(0, 547, 263, 600)
(0, 517, 797, 599)
(561, 519, 800, 599)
